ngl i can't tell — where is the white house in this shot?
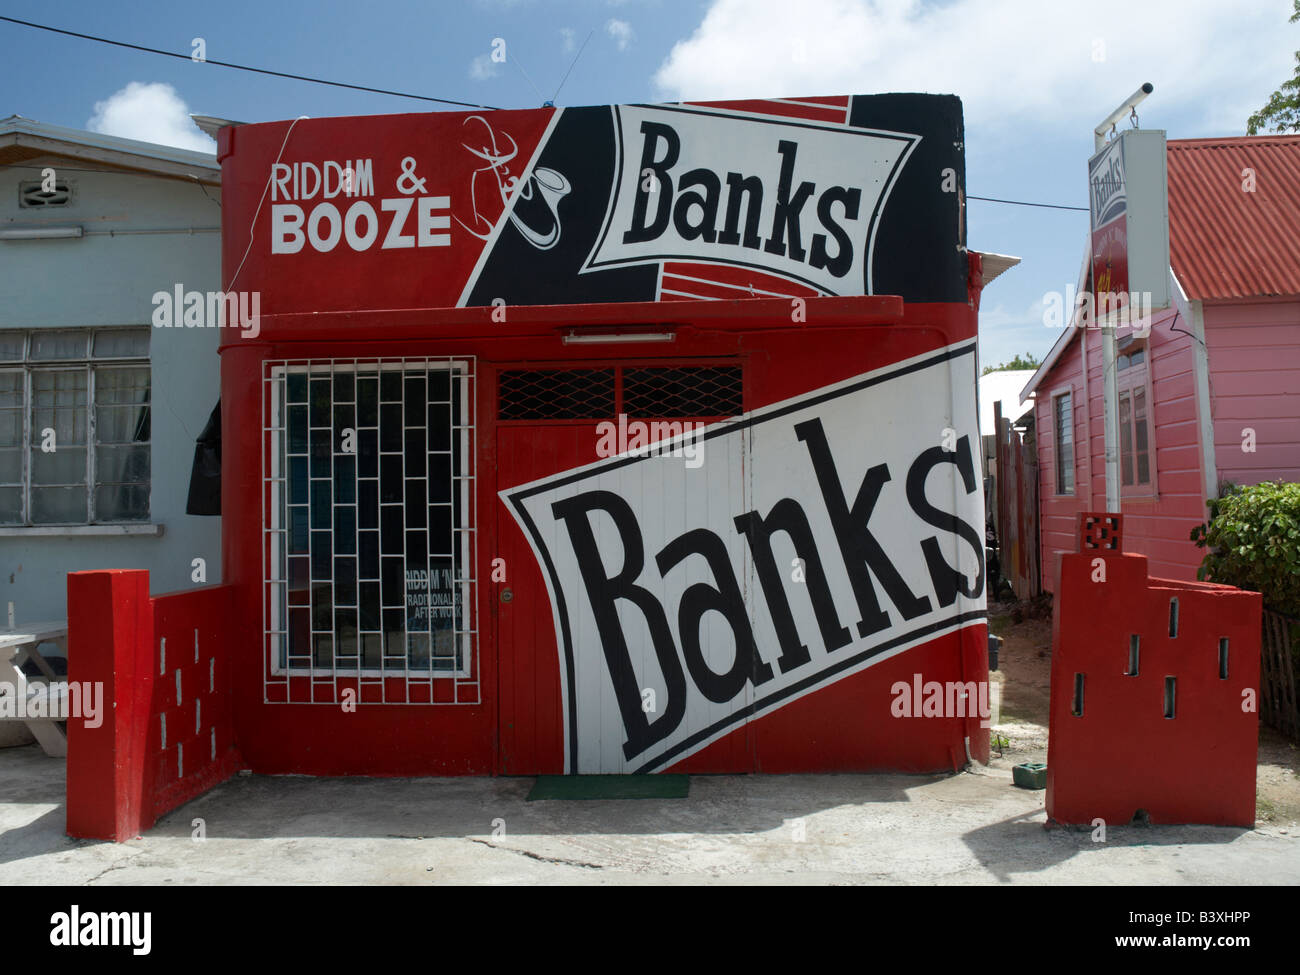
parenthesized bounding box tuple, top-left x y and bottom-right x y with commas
(0, 116, 222, 626)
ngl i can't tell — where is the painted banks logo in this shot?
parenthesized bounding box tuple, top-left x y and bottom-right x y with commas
(582, 105, 920, 296)
(503, 343, 986, 773)
(1089, 136, 1127, 229)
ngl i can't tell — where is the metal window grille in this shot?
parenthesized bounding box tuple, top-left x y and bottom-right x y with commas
(264, 357, 478, 705)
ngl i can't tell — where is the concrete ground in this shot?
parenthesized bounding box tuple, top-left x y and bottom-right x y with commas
(1, 743, 1296, 884)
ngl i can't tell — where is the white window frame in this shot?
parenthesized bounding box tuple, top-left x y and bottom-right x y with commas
(264, 358, 479, 703)
(0, 328, 152, 528)
(1117, 340, 1158, 498)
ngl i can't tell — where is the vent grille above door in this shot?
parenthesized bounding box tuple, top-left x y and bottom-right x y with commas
(498, 368, 615, 419)
(498, 364, 743, 420)
(623, 366, 743, 418)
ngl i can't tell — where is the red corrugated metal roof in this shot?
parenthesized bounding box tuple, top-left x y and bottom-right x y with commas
(1168, 135, 1300, 300)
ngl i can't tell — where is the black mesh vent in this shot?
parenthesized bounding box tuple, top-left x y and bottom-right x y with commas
(623, 366, 743, 417)
(498, 368, 615, 420)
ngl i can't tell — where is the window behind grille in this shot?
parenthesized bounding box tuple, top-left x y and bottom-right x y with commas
(265, 358, 479, 706)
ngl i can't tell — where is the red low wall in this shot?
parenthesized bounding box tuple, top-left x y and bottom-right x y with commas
(1046, 514, 1262, 827)
(66, 570, 240, 842)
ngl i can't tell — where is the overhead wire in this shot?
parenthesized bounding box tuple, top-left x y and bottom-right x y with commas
(0, 14, 501, 110)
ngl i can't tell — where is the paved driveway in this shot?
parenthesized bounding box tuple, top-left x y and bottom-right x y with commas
(1, 743, 1296, 884)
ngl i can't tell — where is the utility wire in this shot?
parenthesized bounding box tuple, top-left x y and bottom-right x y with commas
(0, 14, 501, 110)
(551, 28, 595, 105)
(4, 162, 1090, 214)
(968, 195, 1088, 212)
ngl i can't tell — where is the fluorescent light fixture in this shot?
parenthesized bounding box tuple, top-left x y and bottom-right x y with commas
(0, 226, 84, 240)
(562, 330, 675, 345)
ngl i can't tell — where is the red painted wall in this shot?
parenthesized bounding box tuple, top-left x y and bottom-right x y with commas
(66, 572, 239, 841)
(209, 98, 988, 777)
(1047, 530, 1261, 827)
(218, 301, 990, 776)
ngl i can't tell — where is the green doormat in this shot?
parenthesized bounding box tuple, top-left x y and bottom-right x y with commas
(527, 775, 690, 801)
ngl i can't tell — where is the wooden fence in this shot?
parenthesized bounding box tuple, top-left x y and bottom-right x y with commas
(1261, 609, 1300, 740)
(994, 403, 1040, 599)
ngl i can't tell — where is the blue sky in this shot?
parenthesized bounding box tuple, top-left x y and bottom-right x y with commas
(4, 0, 1297, 372)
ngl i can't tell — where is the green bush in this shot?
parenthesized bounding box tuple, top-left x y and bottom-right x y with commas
(1190, 481, 1300, 618)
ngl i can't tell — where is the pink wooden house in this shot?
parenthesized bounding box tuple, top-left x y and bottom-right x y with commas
(1021, 134, 1300, 593)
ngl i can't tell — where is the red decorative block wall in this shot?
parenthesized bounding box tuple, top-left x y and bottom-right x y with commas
(1046, 513, 1262, 827)
(66, 571, 239, 842)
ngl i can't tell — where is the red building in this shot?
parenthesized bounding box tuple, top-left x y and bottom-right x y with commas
(1022, 134, 1300, 592)
(66, 94, 998, 841)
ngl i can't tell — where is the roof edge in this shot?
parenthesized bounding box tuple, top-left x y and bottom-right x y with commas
(0, 116, 218, 171)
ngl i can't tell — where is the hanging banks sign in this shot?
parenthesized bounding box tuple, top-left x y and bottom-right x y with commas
(502, 342, 986, 773)
(1087, 128, 1171, 325)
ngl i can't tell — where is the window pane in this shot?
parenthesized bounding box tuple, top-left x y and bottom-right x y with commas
(0, 370, 21, 405)
(1130, 348, 1144, 368)
(0, 336, 23, 362)
(30, 330, 87, 360)
(0, 408, 20, 446)
(92, 329, 150, 358)
(95, 366, 150, 405)
(0, 486, 21, 524)
(95, 483, 149, 521)
(31, 485, 87, 523)
(0, 373, 21, 450)
(1134, 388, 1150, 484)
(31, 447, 86, 485)
(0, 447, 20, 484)
(31, 370, 87, 445)
(1119, 392, 1133, 486)
(95, 404, 151, 444)
(95, 444, 150, 484)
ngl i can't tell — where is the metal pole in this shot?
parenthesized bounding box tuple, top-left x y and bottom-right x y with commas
(1093, 82, 1152, 513)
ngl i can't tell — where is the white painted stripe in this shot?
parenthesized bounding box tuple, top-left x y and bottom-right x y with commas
(659, 287, 720, 300)
(662, 271, 803, 299)
(770, 97, 850, 112)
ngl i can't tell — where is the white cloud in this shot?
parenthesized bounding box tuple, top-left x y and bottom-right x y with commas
(560, 27, 576, 55)
(86, 82, 213, 152)
(469, 52, 500, 81)
(607, 18, 634, 52)
(654, 0, 1296, 134)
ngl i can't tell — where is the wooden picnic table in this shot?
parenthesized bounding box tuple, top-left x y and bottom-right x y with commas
(0, 620, 69, 756)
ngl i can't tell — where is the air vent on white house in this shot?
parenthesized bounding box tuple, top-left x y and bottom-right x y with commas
(20, 180, 74, 208)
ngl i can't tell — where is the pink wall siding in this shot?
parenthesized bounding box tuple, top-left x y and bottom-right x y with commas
(1034, 336, 1085, 594)
(1205, 299, 1300, 487)
(1035, 309, 1207, 592)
